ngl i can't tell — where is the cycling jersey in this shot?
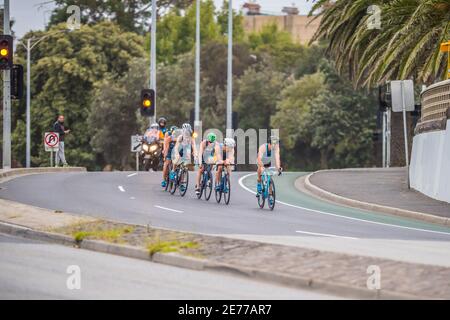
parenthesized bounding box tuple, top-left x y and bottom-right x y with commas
(202, 141, 216, 165)
(261, 143, 272, 167)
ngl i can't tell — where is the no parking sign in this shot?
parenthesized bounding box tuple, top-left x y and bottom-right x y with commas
(44, 132, 60, 152)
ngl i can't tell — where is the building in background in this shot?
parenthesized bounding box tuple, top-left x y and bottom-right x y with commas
(242, 2, 321, 45)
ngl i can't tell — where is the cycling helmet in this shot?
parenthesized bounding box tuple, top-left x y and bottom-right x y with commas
(150, 123, 159, 130)
(224, 137, 235, 148)
(270, 135, 280, 145)
(182, 123, 192, 132)
(207, 132, 217, 143)
(169, 125, 178, 133)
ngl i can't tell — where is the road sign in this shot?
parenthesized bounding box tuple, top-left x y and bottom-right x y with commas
(131, 135, 142, 153)
(44, 132, 59, 152)
(391, 80, 415, 113)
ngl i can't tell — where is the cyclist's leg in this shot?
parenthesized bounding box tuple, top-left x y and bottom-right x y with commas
(195, 164, 204, 193)
(215, 165, 222, 190)
(256, 165, 264, 194)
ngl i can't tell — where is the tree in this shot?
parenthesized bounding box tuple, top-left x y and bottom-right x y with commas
(311, 0, 450, 87)
(89, 59, 148, 170)
(235, 64, 286, 131)
(12, 22, 145, 168)
(272, 60, 378, 169)
(48, 0, 193, 34)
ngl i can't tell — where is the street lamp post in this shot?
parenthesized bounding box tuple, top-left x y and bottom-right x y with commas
(17, 30, 68, 168)
(226, 0, 233, 138)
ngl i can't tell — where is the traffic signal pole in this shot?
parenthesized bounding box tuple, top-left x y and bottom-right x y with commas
(26, 39, 31, 168)
(150, 0, 157, 125)
(2, 0, 11, 169)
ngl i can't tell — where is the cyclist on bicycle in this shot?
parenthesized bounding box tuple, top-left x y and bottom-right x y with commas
(215, 138, 235, 191)
(161, 125, 178, 188)
(256, 135, 282, 195)
(195, 132, 220, 196)
(173, 123, 198, 169)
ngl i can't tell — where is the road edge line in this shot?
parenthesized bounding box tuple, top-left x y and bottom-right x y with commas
(303, 171, 449, 227)
(0, 220, 422, 300)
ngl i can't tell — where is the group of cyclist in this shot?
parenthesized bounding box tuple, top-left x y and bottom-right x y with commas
(144, 117, 282, 199)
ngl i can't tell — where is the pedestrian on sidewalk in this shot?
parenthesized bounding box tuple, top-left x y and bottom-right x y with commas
(53, 115, 71, 167)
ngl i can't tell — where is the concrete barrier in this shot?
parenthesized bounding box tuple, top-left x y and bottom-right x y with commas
(410, 120, 450, 204)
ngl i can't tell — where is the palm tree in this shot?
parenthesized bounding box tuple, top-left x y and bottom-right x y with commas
(310, 0, 450, 87)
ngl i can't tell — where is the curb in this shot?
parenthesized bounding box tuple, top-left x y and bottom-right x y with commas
(0, 167, 86, 183)
(0, 220, 420, 300)
(303, 170, 450, 227)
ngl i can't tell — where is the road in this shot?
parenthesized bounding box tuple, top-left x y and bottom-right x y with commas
(1, 171, 450, 266)
(0, 233, 337, 299)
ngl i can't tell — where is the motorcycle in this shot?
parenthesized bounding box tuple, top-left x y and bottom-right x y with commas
(137, 138, 163, 171)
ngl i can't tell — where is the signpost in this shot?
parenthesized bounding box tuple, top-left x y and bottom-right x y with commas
(390, 80, 415, 188)
(131, 135, 143, 171)
(44, 132, 59, 167)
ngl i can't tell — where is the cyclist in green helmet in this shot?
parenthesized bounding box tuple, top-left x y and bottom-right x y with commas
(195, 132, 221, 196)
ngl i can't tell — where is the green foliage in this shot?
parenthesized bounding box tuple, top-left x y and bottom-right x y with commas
(311, 0, 450, 86)
(89, 58, 148, 170)
(12, 22, 144, 169)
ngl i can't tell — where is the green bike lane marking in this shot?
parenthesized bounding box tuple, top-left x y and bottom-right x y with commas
(239, 172, 450, 235)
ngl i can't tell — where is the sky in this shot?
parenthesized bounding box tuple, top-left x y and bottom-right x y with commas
(8, 0, 315, 38)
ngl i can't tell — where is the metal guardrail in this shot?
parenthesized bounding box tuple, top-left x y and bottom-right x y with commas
(415, 80, 450, 134)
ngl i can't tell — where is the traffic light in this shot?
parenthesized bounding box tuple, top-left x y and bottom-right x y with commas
(11, 64, 24, 100)
(140, 89, 155, 117)
(0, 35, 13, 70)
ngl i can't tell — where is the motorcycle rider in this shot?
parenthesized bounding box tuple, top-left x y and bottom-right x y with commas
(215, 137, 235, 191)
(162, 125, 178, 188)
(144, 123, 160, 144)
(195, 132, 220, 196)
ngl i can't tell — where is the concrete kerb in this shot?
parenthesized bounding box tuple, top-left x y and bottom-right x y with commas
(0, 167, 86, 183)
(302, 170, 450, 227)
(0, 219, 417, 300)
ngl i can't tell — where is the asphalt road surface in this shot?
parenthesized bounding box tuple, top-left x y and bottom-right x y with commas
(1, 171, 450, 266)
(0, 233, 337, 299)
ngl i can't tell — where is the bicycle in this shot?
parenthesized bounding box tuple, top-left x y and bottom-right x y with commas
(197, 163, 213, 201)
(215, 163, 232, 205)
(168, 162, 189, 197)
(257, 167, 281, 211)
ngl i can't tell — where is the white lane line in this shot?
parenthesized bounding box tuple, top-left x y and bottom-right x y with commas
(154, 205, 183, 213)
(296, 230, 358, 240)
(238, 173, 450, 237)
(118, 186, 126, 192)
(127, 173, 138, 178)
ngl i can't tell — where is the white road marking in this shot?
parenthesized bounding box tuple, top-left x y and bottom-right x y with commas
(155, 205, 183, 213)
(118, 186, 126, 192)
(295, 230, 358, 240)
(127, 173, 138, 178)
(238, 173, 450, 237)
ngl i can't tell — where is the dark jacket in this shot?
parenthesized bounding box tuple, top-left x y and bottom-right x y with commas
(53, 121, 66, 142)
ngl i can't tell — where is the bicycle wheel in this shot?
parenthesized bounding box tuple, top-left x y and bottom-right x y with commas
(204, 171, 213, 201)
(169, 170, 178, 195)
(215, 179, 222, 203)
(223, 174, 231, 205)
(179, 168, 189, 197)
(258, 179, 265, 209)
(268, 179, 276, 211)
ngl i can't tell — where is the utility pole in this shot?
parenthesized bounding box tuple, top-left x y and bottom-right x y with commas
(194, 0, 200, 127)
(150, 0, 157, 125)
(26, 39, 31, 168)
(2, 0, 11, 169)
(226, 0, 233, 138)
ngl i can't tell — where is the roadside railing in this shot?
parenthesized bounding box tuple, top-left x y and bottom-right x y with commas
(415, 79, 450, 134)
